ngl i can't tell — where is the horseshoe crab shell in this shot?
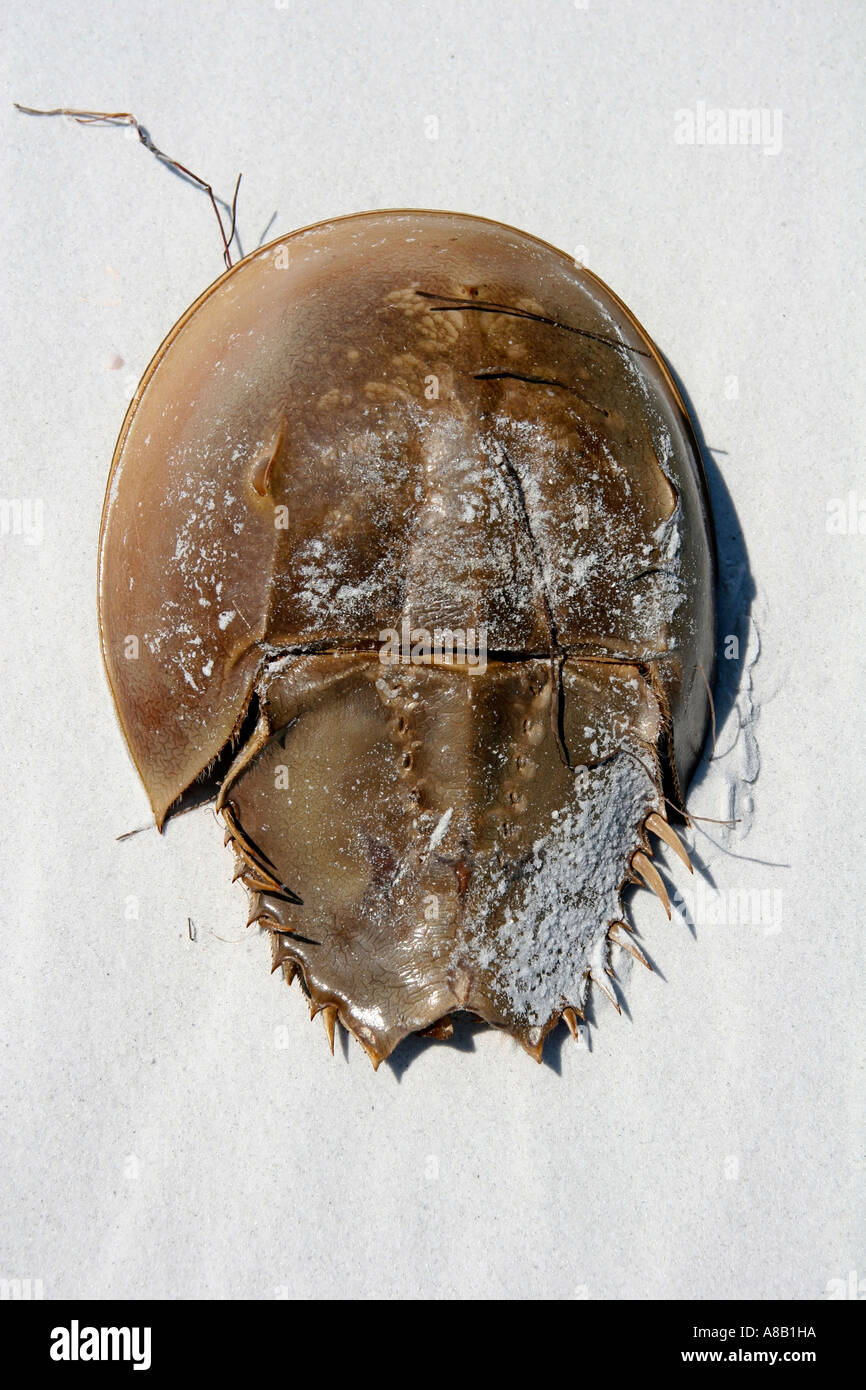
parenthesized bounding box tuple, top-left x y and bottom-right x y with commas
(98, 210, 715, 1064)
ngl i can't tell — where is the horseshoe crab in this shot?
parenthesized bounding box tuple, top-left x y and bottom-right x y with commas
(98, 210, 716, 1065)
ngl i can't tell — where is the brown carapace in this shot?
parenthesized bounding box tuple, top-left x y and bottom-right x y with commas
(98, 210, 716, 1065)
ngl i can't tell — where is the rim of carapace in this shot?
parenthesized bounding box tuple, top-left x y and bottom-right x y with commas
(96, 207, 718, 792)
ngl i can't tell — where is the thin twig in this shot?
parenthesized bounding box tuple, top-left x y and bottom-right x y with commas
(697, 661, 716, 757)
(663, 796, 738, 828)
(14, 103, 242, 268)
(116, 822, 154, 841)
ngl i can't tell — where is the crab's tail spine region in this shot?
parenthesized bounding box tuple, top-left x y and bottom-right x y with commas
(561, 1006, 583, 1042)
(579, 806, 693, 1045)
(630, 851, 672, 918)
(609, 921, 652, 971)
(264, 910, 388, 1070)
(309, 1001, 338, 1055)
(230, 792, 694, 1068)
(590, 967, 622, 1013)
(646, 811, 693, 872)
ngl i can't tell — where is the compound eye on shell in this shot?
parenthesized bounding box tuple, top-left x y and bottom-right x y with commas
(98, 209, 715, 1067)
